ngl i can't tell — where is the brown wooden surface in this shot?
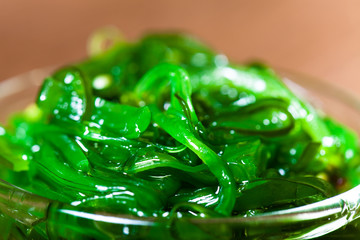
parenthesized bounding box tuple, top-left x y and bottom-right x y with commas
(1, 0, 360, 94)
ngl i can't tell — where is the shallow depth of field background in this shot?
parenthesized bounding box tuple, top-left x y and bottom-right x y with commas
(0, 0, 359, 94)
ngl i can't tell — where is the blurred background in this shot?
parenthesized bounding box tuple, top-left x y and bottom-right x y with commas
(0, 0, 359, 93)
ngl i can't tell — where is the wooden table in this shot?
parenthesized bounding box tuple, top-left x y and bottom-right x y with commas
(1, 0, 360, 94)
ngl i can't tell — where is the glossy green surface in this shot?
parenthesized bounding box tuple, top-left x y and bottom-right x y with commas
(1, 33, 360, 239)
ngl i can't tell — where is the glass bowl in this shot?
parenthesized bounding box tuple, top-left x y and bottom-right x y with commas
(1, 67, 360, 240)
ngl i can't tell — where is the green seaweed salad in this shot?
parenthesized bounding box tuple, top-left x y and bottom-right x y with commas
(1, 32, 360, 239)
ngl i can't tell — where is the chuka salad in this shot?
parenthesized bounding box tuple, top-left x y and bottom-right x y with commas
(0, 32, 360, 238)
